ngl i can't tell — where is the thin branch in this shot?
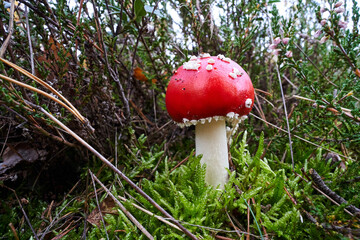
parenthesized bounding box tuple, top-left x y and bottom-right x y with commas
(329, 30, 360, 78)
(303, 209, 360, 237)
(24, 6, 35, 75)
(90, 0, 130, 119)
(309, 168, 360, 215)
(225, 211, 242, 239)
(74, 0, 85, 57)
(1, 186, 40, 240)
(0, 123, 11, 156)
(292, 41, 337, 87)
(89, 171, 110, 240)
(117, 195, 181, 232)
(8, 223, 19, 240)
(32, 124, 77, 148)
(90, 171, 155, 240)
(294, 171, 355, 217)
(17, 0, 59, 28)
(0, 0, 16, 57)
(282, 74, 298, 90)
(165, 219, 262, 239)
(294, 94, 360, 122)
(344, 176, 360, 183)
(250, 113, 352, 161)
(0, 58, 87, 124)
(264, 4, 294, 170)
(170, 154, 193, 173)
(25, 102, 198, 240)
(39, 198, 77, 240)
(215, 235, 236, 240)
(128, 26, 145, 99)
(0, 74, 82, 121)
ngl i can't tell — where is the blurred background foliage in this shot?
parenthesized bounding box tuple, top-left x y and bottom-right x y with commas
(0, 0, 359, 239)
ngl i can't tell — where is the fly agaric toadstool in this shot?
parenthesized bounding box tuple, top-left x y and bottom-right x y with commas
(165, 54, 254, 189)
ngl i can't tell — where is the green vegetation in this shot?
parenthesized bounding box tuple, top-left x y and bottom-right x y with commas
(0, 0, 359, 239)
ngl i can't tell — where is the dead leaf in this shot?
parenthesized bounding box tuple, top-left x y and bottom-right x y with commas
(0, 143, 47, 176)
(133, 67, 148, 82)
(87, 196, 117, 227)
(355, 69, 360, 78)
(36, 36, 72, 79)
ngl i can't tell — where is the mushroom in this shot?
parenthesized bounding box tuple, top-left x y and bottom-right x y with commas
(165, 55, 254, 189)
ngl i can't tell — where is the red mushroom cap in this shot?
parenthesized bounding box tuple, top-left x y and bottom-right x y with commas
(165, 55, 254, 124)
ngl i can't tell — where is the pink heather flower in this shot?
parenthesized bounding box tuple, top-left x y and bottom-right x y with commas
(320, 19, 327, 26)
(269, 44, 278, 50)
(338, 20, 348, 29)
(273, 37, 281, 45)
(314, 30, 322, 38)
(334, 1, 343, 8)
(282, 37, 290, 45)
(319, 36, 328, 44)
(285, 50, 293, 58)
(272, 49, 281, 56)
(320, 7, 326, 13)
(335, 7, 345, 13)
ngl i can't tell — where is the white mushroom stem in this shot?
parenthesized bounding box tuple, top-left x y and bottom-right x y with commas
(195, 119, 229, 189)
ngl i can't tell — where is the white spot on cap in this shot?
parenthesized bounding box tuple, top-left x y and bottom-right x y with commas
(229, 72, 237, 79)
(191, 120, 197, 125)
(200, 53, 210, 58)
(189, 55, 197, 61)
(206, 65, 213, 71)
(207, 58, 215, 64)
(217, 54, 225, 60)
(245, 98, 252, 108)
(223, 57, 231, 63)
(183, 118, 189, 123)
(183, 61, 201, 70)
(233, 68, 242, 76)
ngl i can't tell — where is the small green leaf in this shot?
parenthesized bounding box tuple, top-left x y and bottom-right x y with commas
(270, 169, 285, 204)
(134, 0, 146, 19)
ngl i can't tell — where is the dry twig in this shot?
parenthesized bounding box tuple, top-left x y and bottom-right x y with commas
(90, 171, 155, 240)
(90, 171, 110, 240)
(25, 101, 198, 240)
(264, 5, 295, 170)
(8, 223, 19, 240)
(294, 171, 355, 217)
(1, 186, 39, 240)
(0, 0, 16, 57)
(309, 168, 360, 215)
(294, 95, 360, 122)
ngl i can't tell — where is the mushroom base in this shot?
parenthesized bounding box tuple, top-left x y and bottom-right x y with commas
(195, 119, 229, 189)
